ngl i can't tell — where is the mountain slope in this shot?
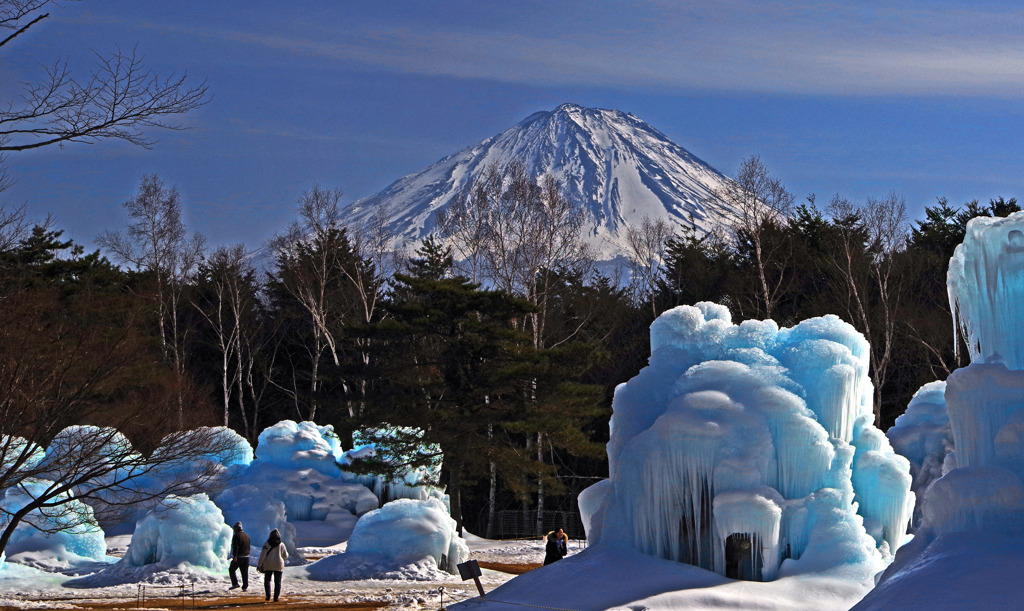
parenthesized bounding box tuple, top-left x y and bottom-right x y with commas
(341, 103, 736, 260)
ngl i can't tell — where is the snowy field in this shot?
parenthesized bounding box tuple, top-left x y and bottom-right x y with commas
(0, 533, 883, 611)
(0, 533, 554, 610)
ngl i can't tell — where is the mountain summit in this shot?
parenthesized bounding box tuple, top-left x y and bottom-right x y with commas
(342, 103, 736, 260)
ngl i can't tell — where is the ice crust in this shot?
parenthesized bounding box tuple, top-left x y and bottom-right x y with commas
(583, 303, 913, 580)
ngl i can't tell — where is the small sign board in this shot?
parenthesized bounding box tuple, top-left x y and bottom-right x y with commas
(457, 559, 482, 580)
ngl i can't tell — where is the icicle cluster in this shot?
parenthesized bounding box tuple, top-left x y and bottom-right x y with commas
(948, 212, 1024, 370)
(581, 303, 913, 580)
(913, 211, 1024, 537)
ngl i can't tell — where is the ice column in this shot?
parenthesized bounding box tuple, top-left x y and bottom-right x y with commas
(948, 212, 1024, 370)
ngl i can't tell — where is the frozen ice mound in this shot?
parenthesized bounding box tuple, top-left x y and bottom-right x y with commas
(0, 435, 45, 477)
(582, 303, 913, 580)
(64, 493, 234, 587)
(860, 212, 1024, 607)
(239, 461, 378, 522)
(0, 479, 108, 570)
(887, 382, 953, 485)
(304, 498, 468, 581)
(232, 420, 379, 528)
(124, 493, 232, 571)
(149, 426, 253, 482)
(214, 484, 303, 562)
(255, 420, 345, 476)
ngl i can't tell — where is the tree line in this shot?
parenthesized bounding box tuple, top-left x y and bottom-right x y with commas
(1, 159, 1014, 536)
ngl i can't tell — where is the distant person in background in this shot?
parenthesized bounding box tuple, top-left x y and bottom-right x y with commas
(555, 528, 568, 556)
(228, 521, 250, 591)
(257, 528, 289, 602)
(543, 529, 567, 565)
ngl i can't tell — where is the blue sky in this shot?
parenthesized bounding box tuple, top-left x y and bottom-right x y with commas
(3, 0, 1023, 251)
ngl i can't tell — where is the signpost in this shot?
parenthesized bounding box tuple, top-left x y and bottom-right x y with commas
(457, 559, 486, 598)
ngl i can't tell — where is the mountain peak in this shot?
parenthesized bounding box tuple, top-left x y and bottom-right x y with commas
(341, 106, 737, 260)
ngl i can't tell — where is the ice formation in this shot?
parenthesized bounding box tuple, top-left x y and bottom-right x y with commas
(148, 426, 253, 484)
(347, 426, 445, 503)
(0, 436, 44, 476)
(919, 210, 1024, 536)
(859, 212, 1024, 608)
(580, 302, 913, 580)
(948, 212, 1024, 370)
(254, 420, 345, 476)
(240, 420, 378, 523)
(886, 382, 954, 500)
(124, 494, 232, 571)
(214, 484, 301, 561)
(305, 497, 468, 581)
(882, 211, 1024, 540)
(0, 479, 108, 568)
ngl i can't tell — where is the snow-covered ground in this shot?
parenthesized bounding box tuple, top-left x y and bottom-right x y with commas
(452, 542, 873, 611)
(1, 530, 879, 611)
(0, 532, 550, 609)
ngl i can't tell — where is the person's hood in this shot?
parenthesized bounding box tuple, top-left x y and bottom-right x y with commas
(233, 521, 243, 532)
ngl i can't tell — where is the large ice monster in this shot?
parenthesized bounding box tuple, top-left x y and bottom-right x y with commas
(856, 211, 1024, 609)
(930, 212, 1024, 531)
(580, 303, 913, 581)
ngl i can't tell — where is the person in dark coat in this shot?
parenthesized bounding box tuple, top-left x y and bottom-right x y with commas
(543, 531, 566, 565)
(228, 521, 250, 591)
(257, 528, 289, 603)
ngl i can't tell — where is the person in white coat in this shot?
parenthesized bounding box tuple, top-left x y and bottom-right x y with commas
(256, 528, 289, 602)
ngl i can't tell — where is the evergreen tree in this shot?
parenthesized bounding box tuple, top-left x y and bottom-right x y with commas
(356, 253, 535, 531)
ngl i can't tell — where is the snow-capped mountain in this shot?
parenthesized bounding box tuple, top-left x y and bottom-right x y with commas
(341, 103, 736, 260)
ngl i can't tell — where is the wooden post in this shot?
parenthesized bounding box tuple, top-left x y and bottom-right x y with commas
(457, 559, 486, 597)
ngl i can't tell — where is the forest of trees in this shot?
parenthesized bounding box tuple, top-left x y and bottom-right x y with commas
(0, 157, 1017, 535)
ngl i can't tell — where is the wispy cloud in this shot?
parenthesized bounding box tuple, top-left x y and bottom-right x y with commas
(70, 1, 1024, 97)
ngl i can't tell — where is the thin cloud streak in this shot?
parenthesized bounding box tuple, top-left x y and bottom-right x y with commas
(144, 1, 1024, 97)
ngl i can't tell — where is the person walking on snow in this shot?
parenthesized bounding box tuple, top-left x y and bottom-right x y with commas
(228, 521, 250, 591)
(257, 528, 289, 602)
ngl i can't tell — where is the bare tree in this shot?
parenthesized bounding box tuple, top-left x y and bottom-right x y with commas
(437, 165, 502, 284)
(625, 215, 673, 317)
(193, 245, 255, 427)
(825, 192, 909, 422)
(97, 174, 205, 428)
(715, 155, 794, 319)
(269, 186, 376, 421)
(0, 1, 208, 190)
(0, 425, 243, 558)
